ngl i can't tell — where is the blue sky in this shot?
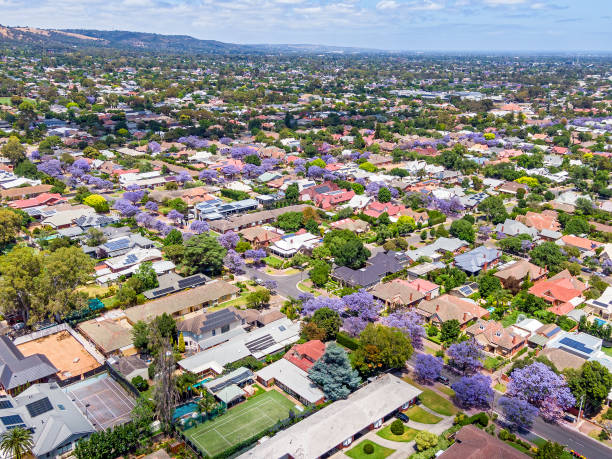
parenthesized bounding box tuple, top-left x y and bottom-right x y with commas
(0, 0, 610, 51)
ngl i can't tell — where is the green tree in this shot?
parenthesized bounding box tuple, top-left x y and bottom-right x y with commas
(132, 261, 159, 291)
(324, 229, 370, 269)
(0, 427, 33, 459)
(564, 216, 590, 235)
(530, 242, 567, 273)
(132, 320, 149, 351)
(478, 196, 508, 224)
(83, 194, 109, 212)
(197, 390, 218, 417)
(414, 431, 438, 451)
(450, 219, 475, 243)
(310, 307, 342, 341)
(277, 211, 303, 232)
(440, 319, 462, 343)
(352, 324, 413, 376)
(163, 228, 183, 246)
(565, 361, 612, 416)
(246, 289, 271, 309)
(0, 208, 23, 246)
(478, 272, 502, 297)
(86, 227, 107, 246)
(535, 441, 565, 459)
(308, 343, 361, 400)
(378, 187, 391, 203)
(285, 183, 299, 202)
(0, 136, 26, 165)
(309, 260, 331, 287)
(182, 233, 226, 275)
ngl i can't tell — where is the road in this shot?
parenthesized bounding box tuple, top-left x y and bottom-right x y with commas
(243, 266, 304, 300)
(403, 360, 611, 459)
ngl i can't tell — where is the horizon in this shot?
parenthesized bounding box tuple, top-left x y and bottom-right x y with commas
(0, 0, 611, 52)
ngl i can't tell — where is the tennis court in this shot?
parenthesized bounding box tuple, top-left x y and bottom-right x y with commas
(66, 373, 136, 430)
(184, 389, 297, 457)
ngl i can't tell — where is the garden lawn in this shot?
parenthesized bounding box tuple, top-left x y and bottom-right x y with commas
(263, 256, 283, 269)
(345, 440, 395, 459)
(183, 390, 295, 457)
(484, 356, 506, 371)
(601, 346, 612, 358)
(419, 389, 457, 416)
(377, 424, 420, 442)
(405, 406, 442, 424)
(501, 310, 520, 327)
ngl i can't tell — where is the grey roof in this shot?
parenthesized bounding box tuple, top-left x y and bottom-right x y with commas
(256, 358, 324, 404)
(215, 384, 245, 404)
(0, 383, 95, 457)
(332, 251, 403, 288)
(239, 374, 421, 459)
(496, 219, 538, 238)
(178, 307, 242, 336)
(204, 367, 254, 393)
(454, 246, 502, 274)
(0, 336, 58, 391)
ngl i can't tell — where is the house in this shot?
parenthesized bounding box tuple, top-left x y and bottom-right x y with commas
(363, 201, 406, 219)
(329, 218, 370, 233)
(143, 273, 208, 300)
(178, 318, 300, 376)
(539, 347, 586, 371)
(269, 229, 321, 258)
(439, 425, 529, 459)
(529, 269, 586, 316)
(256, 358, 325, 406)
(0, 336, 58, 395)
(0, 184, 53, 201)
(208, 204, 313, 233)
(203, 367, 254, 406)
(342, 194, 373, 211)
(236, 309, 286, 329)
(95, 233, 155, 258)
(454, 246, 501, 274)
(416, 294, 488, 328)
(8, 192, 65, 209)
(494, 259, 547, 290)
(546, 331, 602, 360)
(195, 198, 259, 220)
(300, 182, 355, 210)
(0, 383, 95, 458)
(42, 207, 97, 229)
(125, 280, 240, 323)
(517, 210, 561, 232)
(239, 226, 282, 248)
(586, 286, 612, 319)
(559, 234, 603, 254)
(465, 320, 526, 356)
(498, 181, 529, 195)
(407, 278, 440, 299)
(332, 251, 405, 289)
(239, 374, 421, 459)
(78, 313, 136, 357)
(177, 307, 246, 351)
(405, 237, 468, 263)
(370, 279, 425, 310)
(103, 248, 163, 274)
(495, 218, 538, 238)
(109, 355, 149, 381)
(283, 340, 325, 372)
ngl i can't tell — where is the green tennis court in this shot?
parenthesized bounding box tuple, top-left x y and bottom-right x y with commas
(184, 389, 297, 457)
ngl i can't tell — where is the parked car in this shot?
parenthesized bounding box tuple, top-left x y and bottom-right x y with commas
(437, 375, 450, 385)
(395, 412, 409, 423)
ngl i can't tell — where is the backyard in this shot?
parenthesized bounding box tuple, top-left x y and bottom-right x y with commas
(182, 389, 296, 457)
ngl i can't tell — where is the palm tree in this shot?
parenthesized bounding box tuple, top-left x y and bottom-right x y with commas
(197, 391, 218, 418)
(0, 427, 33, 459)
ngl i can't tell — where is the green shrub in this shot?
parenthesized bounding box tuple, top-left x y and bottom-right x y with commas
(468, 412, 488, 427)
(498, 429, 509, 441)
(363, 443, 375, 454)
(336, 332, 359, 350)
(390, 419, 405, 435)
(131, 375, 149, 392)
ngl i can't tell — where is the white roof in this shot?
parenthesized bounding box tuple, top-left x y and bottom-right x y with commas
(256, 359, 324, 404)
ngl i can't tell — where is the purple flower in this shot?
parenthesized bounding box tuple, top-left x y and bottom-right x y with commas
(414, 353, 443, 382)
(37, 159, 62, 177)
(224, 249, 245, 274)
(145, 201, 158, 212)
(447, 340, 482, 375)
(342, 290, 380, 321)
(167, 209, 183, 222)
(343, 316, 367, 337)
(499, 396, 539, 430)
(176, 171, 192, 184)
(382, 311, 425, 350)
(307, 165, 324, 178)
(244, 248, 266, 261)
(302, 296, 345, 316)
(148, 141, 161, 153)
(222, 165, 240, 177)
(123, 190, 146, 204)
(217, 231, 239, 250)
(190, 220, 209, 234)
(73, 158, 90, 172)
(199, 169, 218, 183)
(452, 374, 494, 409)
(113, 199, 139, 217)
(219, 137, 232, 145)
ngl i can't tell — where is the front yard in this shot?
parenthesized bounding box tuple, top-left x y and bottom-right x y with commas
(345, 440, 395, 459)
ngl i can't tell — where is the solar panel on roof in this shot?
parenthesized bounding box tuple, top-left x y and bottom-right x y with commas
(177, 276, 206, 289)
(1, 415, 23, 426)
(0, 400, 13, 409)
(593, 301, 609, 308)
(245, 334, 275, 352)
(6, 424, 26, 430)
(151, 287, 176, 298)
(26, 397, 53, 417)
(559, 337, 593, 355)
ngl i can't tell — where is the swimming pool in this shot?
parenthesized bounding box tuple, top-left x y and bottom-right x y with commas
(173, 402, 198, 420)
(594, 317, 607, 327)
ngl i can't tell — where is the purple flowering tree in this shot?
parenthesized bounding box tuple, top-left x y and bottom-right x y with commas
(343, 316, 367, 337)
(414, 353, 443, 383)
(447, 340, 482, 375)
(219, 137, 232, 145)
(123, 190, 146, 204)
(366, 182, 384, 196)
(37, 159, 62, 177)
(199, 169, 218, 183)
(244, 248, 266, 262)
(222, 165, 240, 177)
(167, 209, 184, 224)
(452, 374, 494, 409)
(499, 396, 539, 430)
(307, 165, 324, 178)
(72, 158, 90, 172)
(148, 141, 161, 154)
(382, 311, 425, 350)
(342, 290, 380, 322)
(113, 199, 139, 217)
(218, 231, 239, 250)
(302, 296, 345, 316)
(190, 220, 209, 234)
(136, 212, 154, 227)
(263, 280, 278, 292)
(507, 362, 575, 422)
(224, 249, 245, 274)
(176, 171, 192, 185)
(145, 201, 159, 212)
(30, 150, 41, 161)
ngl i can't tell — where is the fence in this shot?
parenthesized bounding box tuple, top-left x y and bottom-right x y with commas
(105, 361, 141, 398)
(56, 365, 106, 388)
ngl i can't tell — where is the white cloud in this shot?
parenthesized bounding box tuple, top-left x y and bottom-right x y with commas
(377, 0, 399, 10)
(483, 0, 526, 5)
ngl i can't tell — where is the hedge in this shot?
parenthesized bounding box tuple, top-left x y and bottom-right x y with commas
(336, 332, 360, 350)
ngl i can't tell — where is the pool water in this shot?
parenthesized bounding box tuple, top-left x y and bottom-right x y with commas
(173, 402, 198, 420)
(594, 318, 607, 327)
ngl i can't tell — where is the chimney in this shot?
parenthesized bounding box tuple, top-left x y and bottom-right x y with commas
(436, 304, 440, 312)
(512, 336, 518, 344)
(410, 293, 413, 302)
(463, 312, 467, 322)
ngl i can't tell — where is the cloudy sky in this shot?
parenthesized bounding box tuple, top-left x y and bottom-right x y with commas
(0, 0, 610, 51)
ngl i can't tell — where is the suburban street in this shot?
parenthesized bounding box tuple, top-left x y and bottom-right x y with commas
(243, 265, 305, 300)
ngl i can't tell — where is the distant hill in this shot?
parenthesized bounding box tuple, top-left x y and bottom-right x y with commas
(0, 25, 378, 54)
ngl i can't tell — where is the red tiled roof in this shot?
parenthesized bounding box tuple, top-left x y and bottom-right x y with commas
(284, 340, 325, 372)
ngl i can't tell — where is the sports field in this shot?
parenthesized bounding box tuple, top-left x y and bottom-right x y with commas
(184, 389, 296, 457)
